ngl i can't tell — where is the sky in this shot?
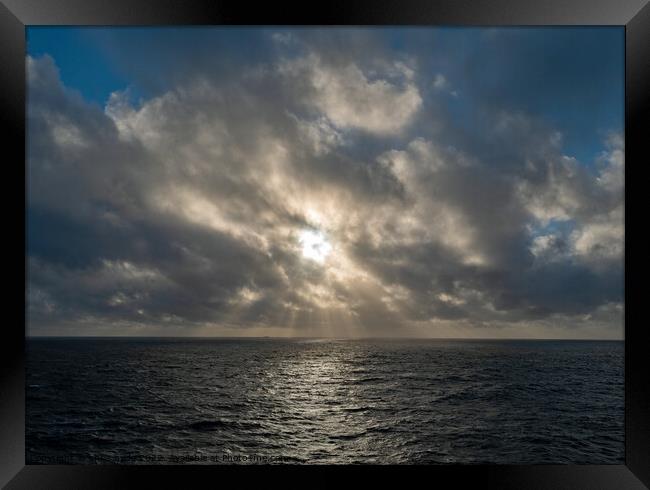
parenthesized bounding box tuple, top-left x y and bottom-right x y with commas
(26, 27, 624, 338)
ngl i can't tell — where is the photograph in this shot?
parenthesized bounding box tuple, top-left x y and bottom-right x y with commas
(25, 26, 625, 466)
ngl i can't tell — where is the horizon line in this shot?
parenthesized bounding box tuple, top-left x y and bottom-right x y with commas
(25, 335, 624, 341)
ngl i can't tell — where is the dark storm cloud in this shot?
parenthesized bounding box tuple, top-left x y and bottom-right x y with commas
(26, 29, 624, 338)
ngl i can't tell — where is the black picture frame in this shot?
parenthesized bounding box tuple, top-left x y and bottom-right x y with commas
(1, 0, 648, 488)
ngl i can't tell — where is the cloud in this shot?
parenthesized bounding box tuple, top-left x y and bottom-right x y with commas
(432, 73, 458, 97)
(433, 74, 448, 90)
(26, 30, 624, 338)
(570, 207, 624, 263)
(277, 53, 422, 135)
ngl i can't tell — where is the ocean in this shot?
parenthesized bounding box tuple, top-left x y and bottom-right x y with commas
(26, 338, 624, 465)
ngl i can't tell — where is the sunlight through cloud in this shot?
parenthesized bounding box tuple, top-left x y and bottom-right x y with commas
(299, 229, 332, 264)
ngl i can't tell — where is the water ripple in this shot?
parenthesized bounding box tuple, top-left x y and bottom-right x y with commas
(26, 338, 624, 465)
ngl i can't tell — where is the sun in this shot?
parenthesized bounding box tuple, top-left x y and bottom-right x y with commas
(299, 229, 332, 264)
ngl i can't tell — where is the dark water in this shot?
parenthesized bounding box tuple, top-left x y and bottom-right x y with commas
(26, 338, 624, 464)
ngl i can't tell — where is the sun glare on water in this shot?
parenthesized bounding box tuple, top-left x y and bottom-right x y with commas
(299, 229, 332, 264)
